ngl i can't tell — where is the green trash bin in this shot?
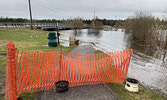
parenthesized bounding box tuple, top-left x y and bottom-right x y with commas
(47, 32, 58, 47)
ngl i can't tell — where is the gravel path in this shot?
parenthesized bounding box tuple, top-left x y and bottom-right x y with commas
(37, 45, 118, 100)
(70, 45, 96, 54)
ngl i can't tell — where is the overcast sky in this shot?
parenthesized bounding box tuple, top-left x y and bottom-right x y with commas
(0, 0, 167, 20)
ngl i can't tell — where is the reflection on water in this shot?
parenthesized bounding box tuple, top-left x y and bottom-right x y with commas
(59, 29, 167, 95)
(60, 29, 127, 50)
(126, 33, 167, 68)
(73, 29, 82, 36)
(87, 29, 102, 37)
(72, 29, 102, 38)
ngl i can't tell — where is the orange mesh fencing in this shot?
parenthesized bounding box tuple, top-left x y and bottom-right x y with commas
(5, 42, 133, 100)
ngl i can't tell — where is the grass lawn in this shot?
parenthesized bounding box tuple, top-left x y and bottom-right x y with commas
(0, 27, 77, 100)
(108, 83, 165, 100)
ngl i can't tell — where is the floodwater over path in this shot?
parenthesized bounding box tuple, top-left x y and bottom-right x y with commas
(59, 29, 167, 96)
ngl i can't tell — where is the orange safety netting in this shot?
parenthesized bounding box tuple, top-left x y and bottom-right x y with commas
(5, 42, 133, 100)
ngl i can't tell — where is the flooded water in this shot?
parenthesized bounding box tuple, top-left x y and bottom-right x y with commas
(59, 29, 167, 96)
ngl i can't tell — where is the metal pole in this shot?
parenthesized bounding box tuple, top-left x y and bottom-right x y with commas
(56, 23, 60, 45)
(28, 0, 33, 30)
(59, 45, 62, 81)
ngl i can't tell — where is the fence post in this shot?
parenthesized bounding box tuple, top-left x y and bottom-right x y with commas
(5, 42, 17, 100)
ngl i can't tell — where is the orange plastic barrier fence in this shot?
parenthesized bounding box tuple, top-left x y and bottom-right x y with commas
(5, 42, 133, 100)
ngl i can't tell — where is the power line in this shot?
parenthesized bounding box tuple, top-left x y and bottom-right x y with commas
(32, 0, 65, 18)
(35, 0, 70, 14)
(31, 0, 72, 19)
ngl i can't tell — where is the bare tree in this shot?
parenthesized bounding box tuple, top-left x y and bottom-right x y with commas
(70, 18, 84, 35)
(88, 16, 103, 36)
(125, 11, 167, 53)
(91, 16, 103, 29)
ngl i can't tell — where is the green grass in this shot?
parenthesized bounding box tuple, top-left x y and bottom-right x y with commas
(0, 58, 6, 75)
(0, 27, 77, 73)
(0, 27, 77, 100)
(108, 83, 165, 100)
(94, 50, 103, 54)
(18, 93, 37, 100)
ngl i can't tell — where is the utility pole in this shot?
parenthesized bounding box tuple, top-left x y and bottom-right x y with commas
(94, 10, 95, 18)
(28, 0, 33, 30)
(93, 10, 96, 29)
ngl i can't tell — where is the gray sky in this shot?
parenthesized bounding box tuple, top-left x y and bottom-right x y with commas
(0, 0, 167, 20)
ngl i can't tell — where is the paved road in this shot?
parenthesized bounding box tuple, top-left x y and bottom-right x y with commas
(37, 45, 118, 100)
(37, 84, 118, 100)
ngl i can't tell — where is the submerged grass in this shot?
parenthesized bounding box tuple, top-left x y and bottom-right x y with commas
(0, 27, 77, 100)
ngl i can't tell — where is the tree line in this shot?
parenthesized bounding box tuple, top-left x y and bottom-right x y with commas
(0, 17, 62, 23)
(0, 17, 124, 26)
